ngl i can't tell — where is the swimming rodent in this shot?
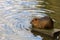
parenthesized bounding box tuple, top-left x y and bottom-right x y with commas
(30, 16, 54, 29)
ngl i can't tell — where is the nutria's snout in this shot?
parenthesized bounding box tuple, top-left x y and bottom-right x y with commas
(30, 16, 54, 29)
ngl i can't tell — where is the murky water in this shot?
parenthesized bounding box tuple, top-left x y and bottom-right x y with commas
(35, 0, 60, 40)
(45, 0, 60, 29)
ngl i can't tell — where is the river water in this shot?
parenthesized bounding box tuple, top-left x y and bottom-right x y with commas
(0, 0, 60, 40)
(0, 0, 46, 40)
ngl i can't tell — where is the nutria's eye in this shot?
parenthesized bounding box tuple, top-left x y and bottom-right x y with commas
(34, 19, 38, 21)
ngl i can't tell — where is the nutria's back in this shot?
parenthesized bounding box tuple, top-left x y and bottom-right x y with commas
(30, 16, 54, 29)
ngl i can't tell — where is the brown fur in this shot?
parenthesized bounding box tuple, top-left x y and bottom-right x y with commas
(30, 16, 54, 29)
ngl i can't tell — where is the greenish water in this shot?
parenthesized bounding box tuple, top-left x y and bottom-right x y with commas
(32, 0, 60, 40)
(37, 0, 60, 28)
(45, 0, 60, 29)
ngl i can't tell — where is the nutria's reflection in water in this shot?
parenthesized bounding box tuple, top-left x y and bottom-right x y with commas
(31, 29, 53, 40)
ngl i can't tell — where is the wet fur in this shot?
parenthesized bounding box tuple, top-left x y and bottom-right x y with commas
(30, 16, 54, 29)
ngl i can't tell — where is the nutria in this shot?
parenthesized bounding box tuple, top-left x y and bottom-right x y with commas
(30, 16, 54, 29)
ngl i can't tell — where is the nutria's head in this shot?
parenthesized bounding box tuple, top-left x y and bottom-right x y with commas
(30, 16, 54, 29)
(30, 18, 41, 29)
